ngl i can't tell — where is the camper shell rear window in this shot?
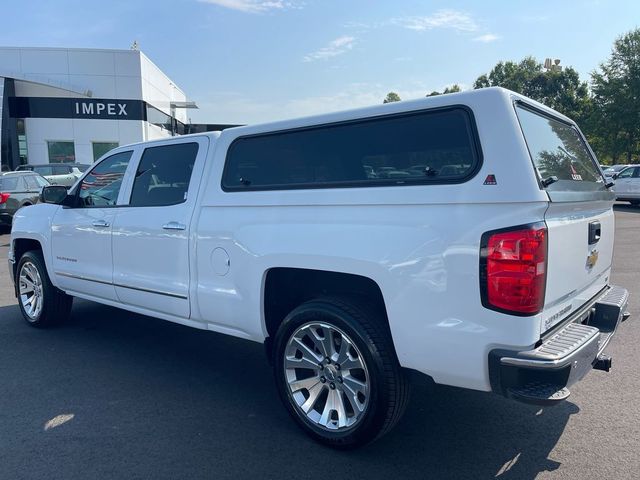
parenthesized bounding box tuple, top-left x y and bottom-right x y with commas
(515, 102, 611, 201)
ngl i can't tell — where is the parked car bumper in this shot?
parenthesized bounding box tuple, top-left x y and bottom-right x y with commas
(489, 285, 630, 405)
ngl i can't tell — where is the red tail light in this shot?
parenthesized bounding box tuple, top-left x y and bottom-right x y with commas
(0, 193, 10, 204)
(480, 223, 547, 315)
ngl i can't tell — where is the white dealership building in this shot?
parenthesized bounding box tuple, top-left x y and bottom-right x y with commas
(0, 46, 233, 170)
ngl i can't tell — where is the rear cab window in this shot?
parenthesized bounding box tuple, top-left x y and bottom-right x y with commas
(222, 107, 481, 191)
(515, 103, 611, 201)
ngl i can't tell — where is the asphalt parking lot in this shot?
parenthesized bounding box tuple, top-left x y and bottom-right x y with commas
(0, 205, 639, 480)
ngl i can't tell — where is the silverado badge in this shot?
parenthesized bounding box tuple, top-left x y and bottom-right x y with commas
(586, 250, 599, 269)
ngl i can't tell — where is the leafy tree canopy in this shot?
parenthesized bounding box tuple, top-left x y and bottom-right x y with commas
(591, 29, 640, 163)
(383, 92, 401, 103)
(427, 84, 462, 97)
(474, 56, 591, 122)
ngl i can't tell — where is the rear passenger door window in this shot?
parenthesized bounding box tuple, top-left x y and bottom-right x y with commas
(129, 143, 199, 207)
(24, 176, 41, 191)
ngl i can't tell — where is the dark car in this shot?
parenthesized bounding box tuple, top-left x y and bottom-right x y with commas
(0, 172, 50, 228)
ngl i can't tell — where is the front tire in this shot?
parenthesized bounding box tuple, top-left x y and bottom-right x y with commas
(16, 251, 72, 328)
(273, 296, 410, 448)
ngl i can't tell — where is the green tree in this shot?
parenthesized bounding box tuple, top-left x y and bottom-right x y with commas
(591, 29, 640, 163)
(383, 92, 401, 103)
(473, 57, 592, 124)
(427, 84, 462, 97)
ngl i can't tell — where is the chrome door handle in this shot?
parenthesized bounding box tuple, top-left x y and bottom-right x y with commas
(92, 220, 110, 228)
(162, 221, 186, 231)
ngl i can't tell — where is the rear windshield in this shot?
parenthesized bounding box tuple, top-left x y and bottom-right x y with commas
(516, 104, 606, 194)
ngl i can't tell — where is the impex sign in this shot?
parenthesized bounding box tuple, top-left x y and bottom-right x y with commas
(9, 97, 147, 120)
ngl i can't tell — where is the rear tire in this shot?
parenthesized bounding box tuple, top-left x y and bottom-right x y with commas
(16, 250, 73, 328)
(273, 296, 410, 448)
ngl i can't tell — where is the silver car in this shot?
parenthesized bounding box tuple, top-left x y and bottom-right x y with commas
(603, 164, 635, 178)
(612, 165, 640, 205)
(15, 163, 88, 187)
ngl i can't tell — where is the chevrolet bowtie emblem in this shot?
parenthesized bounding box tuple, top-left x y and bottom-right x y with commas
(586, 250, 599, 269)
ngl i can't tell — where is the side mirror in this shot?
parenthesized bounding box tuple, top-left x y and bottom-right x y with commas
(612, 173, 619, 180)
(40, 185, 69, 204)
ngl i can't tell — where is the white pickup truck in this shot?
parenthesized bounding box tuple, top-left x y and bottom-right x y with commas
(7, 87, 630, 448)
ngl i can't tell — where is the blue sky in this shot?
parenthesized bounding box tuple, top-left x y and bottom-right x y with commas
(1, 0, 639, 124)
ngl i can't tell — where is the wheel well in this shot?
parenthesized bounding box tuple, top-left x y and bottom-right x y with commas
(12, 238, 43, 278)
(264, 268, 388, 341)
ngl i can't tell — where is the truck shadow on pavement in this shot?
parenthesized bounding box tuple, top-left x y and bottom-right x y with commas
(0, 300, 577, 480)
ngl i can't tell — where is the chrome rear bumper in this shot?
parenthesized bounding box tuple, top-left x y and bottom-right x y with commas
(489, 285, 630, 405)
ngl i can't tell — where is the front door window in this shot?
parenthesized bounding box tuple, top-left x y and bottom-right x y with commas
(77, 151, 132, 207)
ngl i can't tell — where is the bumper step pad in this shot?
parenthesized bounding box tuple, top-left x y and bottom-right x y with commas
(502, 323, 600, 365)
(507, 382, 571, 406)
(492, 285, 630, 407)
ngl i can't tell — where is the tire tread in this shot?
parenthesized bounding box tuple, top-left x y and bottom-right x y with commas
(274, 294, 410, 447)
(17, 250, 72, 328)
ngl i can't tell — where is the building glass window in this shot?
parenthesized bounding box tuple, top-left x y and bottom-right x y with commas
(17, 119, 28, 165)
(47, 141, 75, 163)
(92, 142, 119, 162)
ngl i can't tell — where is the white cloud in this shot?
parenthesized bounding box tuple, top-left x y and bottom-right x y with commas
(473, 33, 500, 43)
(190, 83, 434, 124)
(393, 9, 479, 32)
(198, 0, 298, 14)
(303, 36, 356, 62)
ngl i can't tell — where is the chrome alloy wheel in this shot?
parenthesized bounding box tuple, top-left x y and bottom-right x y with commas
(284, 322, 370, 431)
(19, 261, 44, 321)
